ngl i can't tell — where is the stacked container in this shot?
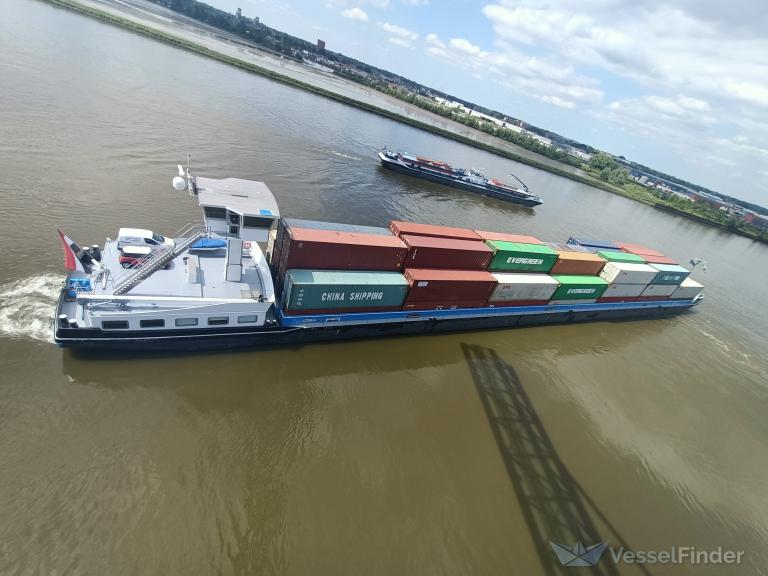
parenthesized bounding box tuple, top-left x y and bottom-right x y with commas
(475, 230, 543, 245)
(549, 276, 608, 304)
(638, 263, 692, 300)
(272, 218, 392, 274)
(597, 250, 647, 264)
(598, 261, 659, 303)
(488, 274, 559, 307)
(486, 241, 558, 272)
(671, 277, 704, 300)
(617, 242, 678, 265)
(566, 237, 620, 253)
(390, 221, 480, 241)
(402, 269, 497, 310)
(549, 250, 605, 275)
(401, 235, 493, 270)
(282, 270, 409, 315)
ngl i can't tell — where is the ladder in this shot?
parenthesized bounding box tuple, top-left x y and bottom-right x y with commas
(111, 223, 207, 295)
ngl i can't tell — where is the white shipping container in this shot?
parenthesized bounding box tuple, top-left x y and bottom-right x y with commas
(600, 262, 658, 285)
(490, 273, 559, 301)
(641, 284, 677, 297)
(602, 283, 647, 298)
(671, 277, 704, 300)
(549, 299, 598, 305)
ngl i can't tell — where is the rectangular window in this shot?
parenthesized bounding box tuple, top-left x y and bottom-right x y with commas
(237, 315, 258, 324)
(243, 216, 274, 228)
(102, 320, 129, 329)
(208, 316, 229, 326)
(203, 206, 227, 219)
(140, 319, 165, 328)
(175, 317, 198, 327)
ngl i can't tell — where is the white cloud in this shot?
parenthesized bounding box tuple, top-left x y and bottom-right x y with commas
(401, 0, 429, 5)
(541, 95, 575, 109)
(388, 37, 414, 49)
(341, 7, 369, 21)
(448, 38, 483, 56)
(379, 22, 418, 41)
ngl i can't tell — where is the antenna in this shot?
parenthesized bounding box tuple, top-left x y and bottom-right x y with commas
(186, 153, 191, 177)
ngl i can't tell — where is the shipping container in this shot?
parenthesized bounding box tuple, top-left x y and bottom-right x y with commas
(278, 229, 407, 278)
(487, 299, 551, 307)
(616, 242, 665, 258)
(282, 305, 403, 316)
(550, 276, 609, 300)
(390, 221, 480, 241)
(649, 263, 690, 285)
(640, 283, 677, 297)
(549, 299, 598, 305)
(282, 269, 408, 312)
(404, 269, 497, 302)
(543, 242, 589, 253)
(402, 235, 493, 270)
(637, 296, 669, 301)
(597, 250, 647, 264)
(486, 241, 558, 272)
(272, 218, 391, 270)
(600, 262, 659, 285)
(403, 300, 488, 311)
(642, 254, 678, 265)
(671, 277, 704, 300)
(475, 230, 543, 245)
(490, 273, 559, 301)
(601, 283, 647, 298)
(550, 251, 606, 275)
(566, 237, 619, 251)
(597, 296, 640, 303)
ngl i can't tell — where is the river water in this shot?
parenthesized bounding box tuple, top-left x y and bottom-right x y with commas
(1, 1, 767, 574)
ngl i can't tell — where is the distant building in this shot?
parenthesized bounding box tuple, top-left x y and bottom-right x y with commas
(745, 212, 768, 229)
(236, 7, 241, 18)
(317, 39, 326, 51)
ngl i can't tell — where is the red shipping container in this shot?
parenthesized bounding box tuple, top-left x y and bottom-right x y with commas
(282, 305, 402, 316)
(404, 269, 497, 303)
(401, 235, 493, 270)
(597, 296, 641, 303)
(617, 242, 665, 258)
(390, 221, 481, 241)
(474, 230, 543, 245)
(487, 299, 549, 307)
(403, 300, 488, 311)
(279, 228, 407, 273)
(642, 254, 678, 265)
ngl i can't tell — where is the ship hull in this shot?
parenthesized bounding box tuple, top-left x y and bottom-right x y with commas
(379, 154, 542, 207)
(54, 299, 698, 352)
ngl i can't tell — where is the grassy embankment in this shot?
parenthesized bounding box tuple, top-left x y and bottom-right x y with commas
(41, 0, 768, 243)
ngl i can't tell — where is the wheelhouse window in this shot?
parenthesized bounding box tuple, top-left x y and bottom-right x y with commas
(140, 319, 165, 328)
(203, 206, 227, 219)
(152, 233, 165, 244)
(102, 320, 129, 329)
(243, 216, 274, 228)
(175, 318, 198, 327)
(208, 316, 229, 326)
(238, 315, 258, 324)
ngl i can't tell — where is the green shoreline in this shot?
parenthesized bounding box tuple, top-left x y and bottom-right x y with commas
(39, 0, 767, 244)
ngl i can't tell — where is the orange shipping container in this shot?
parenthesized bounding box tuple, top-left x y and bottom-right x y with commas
(550, 251, 606, 275)
(474, 230, 543, 245)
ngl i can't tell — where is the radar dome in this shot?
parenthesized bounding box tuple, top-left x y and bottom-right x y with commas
(172, 176, 187, 191)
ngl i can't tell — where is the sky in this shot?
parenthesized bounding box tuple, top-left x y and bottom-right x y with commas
(206, 0, 768, 205)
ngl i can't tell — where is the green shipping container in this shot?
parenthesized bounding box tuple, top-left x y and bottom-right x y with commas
(597, 250, 646, 264)
(486, 241, 558, 272)
(551, 275, 609, 300)
(283, 270, 409, 311)
(650, 263, 690, 285)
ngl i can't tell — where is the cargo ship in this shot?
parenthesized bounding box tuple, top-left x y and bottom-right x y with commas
(52, 166, 702, 352)
(378, 149, 542, 207)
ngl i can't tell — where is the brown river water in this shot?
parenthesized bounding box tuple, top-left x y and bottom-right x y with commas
(1, 1, 767, 574)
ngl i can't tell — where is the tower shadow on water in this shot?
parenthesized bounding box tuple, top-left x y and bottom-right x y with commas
(461, 343, 653, 576)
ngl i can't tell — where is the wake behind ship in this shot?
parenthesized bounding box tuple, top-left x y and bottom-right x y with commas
(52, 164, 703, 353)
(378, 149, 542, 207)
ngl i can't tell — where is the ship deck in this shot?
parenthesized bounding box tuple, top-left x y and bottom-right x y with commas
(95, 240, 266, 300)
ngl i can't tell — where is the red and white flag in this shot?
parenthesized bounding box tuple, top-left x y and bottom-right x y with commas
(58, 229, 90, 272)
